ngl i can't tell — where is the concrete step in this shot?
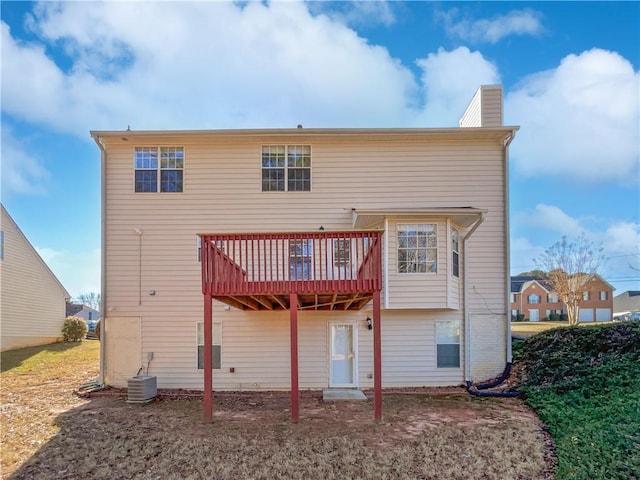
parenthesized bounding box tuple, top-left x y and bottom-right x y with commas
(322, 389, 367, 401)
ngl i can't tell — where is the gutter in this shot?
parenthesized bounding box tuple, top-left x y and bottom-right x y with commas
(463, 212, 486, 384)
(91, 133, 107, 385)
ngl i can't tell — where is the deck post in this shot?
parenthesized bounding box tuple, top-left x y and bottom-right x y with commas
(373, 290, 382, 422)
(290, 293, 300, 423)
(203, 293, 213, 423)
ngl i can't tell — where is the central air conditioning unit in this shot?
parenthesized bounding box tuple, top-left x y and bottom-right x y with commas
(127, 375, 157, 403)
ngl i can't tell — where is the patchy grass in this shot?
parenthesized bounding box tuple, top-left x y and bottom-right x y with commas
(514, 322, 640, 480)
(1, 340, 100, 475)
(511, 321, 568, 338)
(3, 340, 555, 479)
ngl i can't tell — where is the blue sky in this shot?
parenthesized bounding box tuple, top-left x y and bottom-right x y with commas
(1, 1, 639, 300)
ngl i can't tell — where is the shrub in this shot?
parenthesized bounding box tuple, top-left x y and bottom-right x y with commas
(548, 312, 560, 321)
(62, 316, 88, 342)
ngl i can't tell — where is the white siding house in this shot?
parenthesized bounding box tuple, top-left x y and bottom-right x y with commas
(92, 85, 518, 405)
(1, 205, 70, 351)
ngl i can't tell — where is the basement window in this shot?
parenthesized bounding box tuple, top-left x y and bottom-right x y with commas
(197, 321, 222, 369)
(436, 320, 460, 368)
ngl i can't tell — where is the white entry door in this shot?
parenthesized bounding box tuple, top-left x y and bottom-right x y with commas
(330, 324, 356, 387)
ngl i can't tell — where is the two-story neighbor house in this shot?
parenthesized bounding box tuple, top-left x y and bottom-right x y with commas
(1, 204, 70, 351)
(510, 274, 614, 322)
(92, 85, 518, 421)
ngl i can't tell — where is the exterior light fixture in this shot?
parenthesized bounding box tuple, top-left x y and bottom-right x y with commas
(366, 317, 372, 330)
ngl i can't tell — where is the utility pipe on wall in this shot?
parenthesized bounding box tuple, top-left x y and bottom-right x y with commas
(463, 212, 486, 384)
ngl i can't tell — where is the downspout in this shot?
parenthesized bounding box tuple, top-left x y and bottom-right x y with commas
(503, 129, 517, 365)
(463, 212, 486, 385)
(92, 133, 107, 385)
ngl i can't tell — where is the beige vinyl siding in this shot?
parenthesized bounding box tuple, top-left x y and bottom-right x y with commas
(459, 88, 482, 127)
(469, 314, 506, 380)
(459, 85, 503, 128)
(480, 86, 503, 127)
(101, 129, 509, 387)
(1, 206, 69, 351)
(377, 310, 464, 387)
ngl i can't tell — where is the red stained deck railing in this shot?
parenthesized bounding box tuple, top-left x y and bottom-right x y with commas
(200, 231, 382, 298)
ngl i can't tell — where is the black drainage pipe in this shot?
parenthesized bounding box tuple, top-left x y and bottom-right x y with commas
(466, 363, 520, 398)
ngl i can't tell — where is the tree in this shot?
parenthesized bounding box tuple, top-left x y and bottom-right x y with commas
(535, 234, 605, 326)
(517, 269, 548, 278)
(77, 292, 101, 312)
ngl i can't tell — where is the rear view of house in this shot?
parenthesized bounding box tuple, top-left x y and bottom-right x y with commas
(92, 85, 518, 418)
(1, 205, 70, 351)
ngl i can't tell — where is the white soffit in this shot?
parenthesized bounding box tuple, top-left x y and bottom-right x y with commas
(352, 207, 487, 229)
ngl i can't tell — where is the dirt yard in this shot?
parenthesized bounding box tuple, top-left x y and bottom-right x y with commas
(2, 342, 556, 479)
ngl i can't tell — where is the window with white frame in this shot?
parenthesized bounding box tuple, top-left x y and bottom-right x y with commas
(528, 294, 541, 304)
(510, 293, 516, 303)
(451, 228, 459, 277)
(548, 294, 559, 303)
(436, 320, 460, 368)
(583, 291, 590, 301)
(599, 291, 608, 301)
(197, 321, 222, 369)
(135, 146, 184, 192)
(261, 145, 311, 192)
(289, 239, 313, 280)
(333, 239, 351, 267)
(397, 224, 437, 273)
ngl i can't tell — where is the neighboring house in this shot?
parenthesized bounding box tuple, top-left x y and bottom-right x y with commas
(66, 302, 101, 323)
(92, 85, 518, 420)
(510, 274, 614, 322)
(613, 290, 640, 315)
(0, 204, 70, 351)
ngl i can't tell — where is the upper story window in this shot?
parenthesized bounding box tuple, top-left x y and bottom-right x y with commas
(397, 224, 437, 273)
(583, 291, 590, 301)
(451, 228, 459, 277)
(548, 294, 559, 303)
(135, 147, 184, 192)
(527, 294, 541, 304)
(599, 291, 608, 301)
(510, 293, 516, 303)
(262, 145, 311, 192)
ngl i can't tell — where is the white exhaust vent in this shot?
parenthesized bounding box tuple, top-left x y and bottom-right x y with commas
(127, 375, 157, 403)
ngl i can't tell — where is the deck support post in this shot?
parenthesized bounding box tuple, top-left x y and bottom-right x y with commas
(203, 293, 213, 423)
(290, 293, 300, 423)
(373, 290, 382, 422)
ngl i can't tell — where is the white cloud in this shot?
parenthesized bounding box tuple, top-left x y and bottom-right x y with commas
(36, 246, 101, 299)
(506, 49, 640, 184)
(414, 47, 500, 127)
(520, 204, 584, 236)
(603, 222, 640, 257)
(510, 236, 545, 274)
(2, 1, 417, 134)
(309, 1, 396, 27)
(440, 8, 544, 44)
(0, 124, 50, 196)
